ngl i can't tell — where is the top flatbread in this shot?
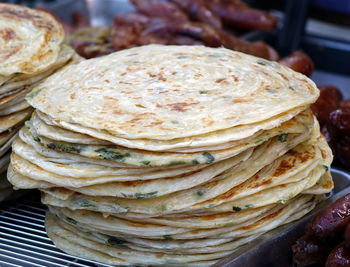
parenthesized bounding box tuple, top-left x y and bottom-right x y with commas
(0, 4, 64, 76)
(27, 45, 319, 140)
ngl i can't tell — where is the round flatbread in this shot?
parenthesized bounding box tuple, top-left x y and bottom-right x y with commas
(0, 4, 64, 76)
(27, 45, 319, 140)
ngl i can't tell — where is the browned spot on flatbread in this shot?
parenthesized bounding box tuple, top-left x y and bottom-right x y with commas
(273, 150, 313, 177)
(123, 220, 159, 228)
(201, 117, 214, 127)
(147, 72, 157, 78)
(173, 52, 186, 56)
(167, 101, 199, 112)
(198, 213, 231, 220)
(158, 73, 167, 82)
(231, 75, 239, 82)
(1, 7, 36, 21)
(125, 117, 142, 125)
(239, 207, 285, 231)
(320, 148, 327, 160)
(122, 170, 202, 187)
(278, 72, 289, 81)
(249, 175, 273, 189)
(273, 159, 296, 177)
(194, 182, 240, 206)
(1, 28, 16, 41)
(295, 150, 313, 163)
(118, 81, 132, 85)
(323, 179, 333, 189)
(148, 72, 167, 81)
(217, 78, 230, 85)
(145, 120, 163, 127)
(69, 92, 76, 100)
(112, 109, 129, 115)
(194, 73, 203, 79)
(232, 97, 251, 103)
(216, 78, 226, 83)
(251, 179, 272, 188)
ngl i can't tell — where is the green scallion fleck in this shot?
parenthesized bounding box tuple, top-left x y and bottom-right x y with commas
(169, 160, 186, 165)
(66, 217, 77, 225)
(202, 152, 215, 163)
(192, 159, 200, 164)
(74, 199, 97, 209)
(107, 237, 127, 246)
(278, 133, 289, 142)
(257, 59, 269, 66)
(197, 189, 206, 197)
(134, 191, 158, 199)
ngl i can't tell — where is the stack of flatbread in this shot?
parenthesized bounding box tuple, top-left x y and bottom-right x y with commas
(8, 45, 333, 266)
(0, 4, 77, 201)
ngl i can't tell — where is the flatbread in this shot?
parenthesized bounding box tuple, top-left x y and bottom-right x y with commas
(27, 45, 318, 140)
(0, 108, 32, 134)
(0, 45, 74, 95)
(0, 4, 64, 76)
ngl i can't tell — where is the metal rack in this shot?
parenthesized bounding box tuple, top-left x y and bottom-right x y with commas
(0, 194, 111, 267)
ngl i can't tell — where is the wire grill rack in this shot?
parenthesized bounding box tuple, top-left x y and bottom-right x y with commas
(0, 192, 111, 267)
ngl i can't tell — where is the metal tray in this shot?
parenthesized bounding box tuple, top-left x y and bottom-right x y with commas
(0, 168, 350, 267)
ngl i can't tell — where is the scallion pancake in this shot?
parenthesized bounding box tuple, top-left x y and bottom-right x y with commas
(0, 4, 64, 76)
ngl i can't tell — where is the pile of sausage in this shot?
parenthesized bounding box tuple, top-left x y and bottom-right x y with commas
(70, 0, 280, 60)
(293, 194, 350, 266)
(311, 86, 350, 168)
(66, 0, 317, 77)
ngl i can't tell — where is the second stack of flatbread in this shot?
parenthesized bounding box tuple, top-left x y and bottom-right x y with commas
(0, 3, 77, 201)
(8, 45, 333, 266)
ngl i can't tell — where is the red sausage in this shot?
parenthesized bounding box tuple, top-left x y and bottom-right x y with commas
(207, 0, 278, 31)
(278, 51, 314, 77)
(326, 242, 350, 267)
(311, 85, 342, 126)
(293, 234, 330, 266)
(307, 194, 350, 240)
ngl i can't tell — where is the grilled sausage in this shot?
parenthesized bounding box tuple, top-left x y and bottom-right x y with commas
(171, 0, 222, 28)
(130, 0, 189, 23)
(329, 109, 350, 136)
(278, 51, 314, 77)
(340, 100, 350, 110)
(311, 85, 342, 126)
(145, 20, 279, 60)
(207, 0, 278, 31)
(293, 234, 330, 266)
(326, 242, 350, 267)
(307, 194, 350, 240)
